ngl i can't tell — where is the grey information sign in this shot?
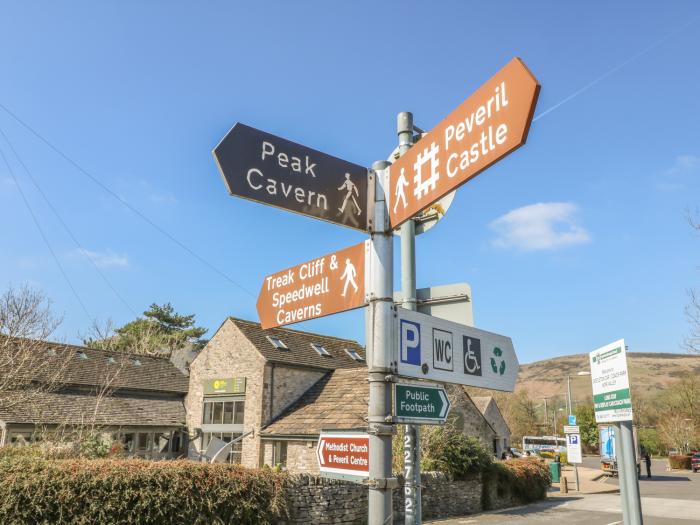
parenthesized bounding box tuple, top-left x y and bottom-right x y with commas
(395, 308, 518, 391)
(213, 123, 369, 231)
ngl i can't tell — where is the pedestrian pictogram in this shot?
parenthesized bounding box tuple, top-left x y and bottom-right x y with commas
(213, 123, 369, 231)
(389, 58, 540, 228)
(256, 241, 368, 329)
(340, 258, 359, 297)
(338, 173, 362, 216)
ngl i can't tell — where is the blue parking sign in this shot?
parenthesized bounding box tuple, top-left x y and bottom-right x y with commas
(568, 415, 576, 426)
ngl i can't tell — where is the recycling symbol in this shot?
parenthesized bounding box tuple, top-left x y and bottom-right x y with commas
(490, 347, 506, 376)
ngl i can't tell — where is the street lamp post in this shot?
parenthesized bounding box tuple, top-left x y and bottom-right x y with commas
(566, 371, 590, 492)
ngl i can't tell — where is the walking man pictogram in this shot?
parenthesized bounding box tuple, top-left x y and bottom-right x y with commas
(393, 168, 409, 214)
(338, 173, 361, 215)
(340, 258, 358, 297)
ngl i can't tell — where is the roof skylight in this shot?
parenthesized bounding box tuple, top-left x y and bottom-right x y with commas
(266, 336, 288, 350)
(311, 343, 331, 357)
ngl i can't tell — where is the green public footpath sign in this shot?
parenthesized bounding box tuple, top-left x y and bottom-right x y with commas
(393, 383, 451, 424)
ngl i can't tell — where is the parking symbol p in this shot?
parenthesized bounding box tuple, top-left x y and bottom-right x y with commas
(400, 319, 421, 366)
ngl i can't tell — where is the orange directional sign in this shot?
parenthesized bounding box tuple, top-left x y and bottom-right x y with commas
(256, 241, 368, 329)
(389, 58, 540, 228)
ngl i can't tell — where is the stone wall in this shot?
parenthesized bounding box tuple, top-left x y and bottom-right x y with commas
(278, 472, 506, 524)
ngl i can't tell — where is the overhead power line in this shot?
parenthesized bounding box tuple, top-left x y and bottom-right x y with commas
(0, 103, 256, 298)
(534, 15, 700, 122)
(0, 125, 138, 317)
(0, 140, 93, 322)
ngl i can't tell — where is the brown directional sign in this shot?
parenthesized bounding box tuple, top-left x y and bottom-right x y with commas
(389, 58, 540, 228)
(214, 123, 369, 231)
(256, 241, 368, 329)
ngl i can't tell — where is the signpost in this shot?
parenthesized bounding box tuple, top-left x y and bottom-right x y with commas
(316, 430, 370, 481)
(395, 308, 518, 391)
(393, 382, 451, 425)
(566, 433, 583, 464)
(396, 283, 474, 327)
(389, 58, 540, 228)
(214, 123, 369, 231)
(589, 340, 642, 525)
(590, 339, 633, 423)
(256, 241, 368, 329)
(215, 57, 537, 525)
(568, 414, 577, 426)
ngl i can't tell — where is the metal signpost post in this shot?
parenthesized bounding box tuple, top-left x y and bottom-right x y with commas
(397, 111, 421, 525)
(367, 160, 394, 525)
(589, 340, 642, 525)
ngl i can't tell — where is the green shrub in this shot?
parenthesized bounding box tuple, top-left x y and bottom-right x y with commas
(0, 456, 287, 524)
(668, 454, 692, 470)
(419, 424, 492, 479)
(482, 458, 550, 510)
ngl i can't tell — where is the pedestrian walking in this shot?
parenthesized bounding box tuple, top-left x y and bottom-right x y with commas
(645, 452, 652, 478)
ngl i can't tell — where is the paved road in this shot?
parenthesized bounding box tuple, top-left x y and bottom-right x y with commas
(428, 458, 699, 524)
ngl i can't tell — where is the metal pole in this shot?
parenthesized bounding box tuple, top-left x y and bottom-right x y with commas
(367, 159, 395, 525)
(543, 397, 548, 430)
(618, 421, 643, 525)
(397, 111, 421, 525)
(566, 375, 579, 491)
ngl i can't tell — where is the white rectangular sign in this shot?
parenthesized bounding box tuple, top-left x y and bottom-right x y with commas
(563, 425, 580, 434)
(394, 308, 518, 391)
(566, 433, 582, 464)
(590, 339, 633, 423)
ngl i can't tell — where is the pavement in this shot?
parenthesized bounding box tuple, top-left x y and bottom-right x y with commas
(426, 457, 700, 525)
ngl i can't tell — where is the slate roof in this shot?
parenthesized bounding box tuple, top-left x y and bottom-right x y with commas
(260, 368, 369, 437)
(229, 317, 366, 371)
(0, 390, 185, 427)
(0, 338, 189, 394)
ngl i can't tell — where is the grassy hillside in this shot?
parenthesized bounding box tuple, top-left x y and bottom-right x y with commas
(516, 352, 700, 405)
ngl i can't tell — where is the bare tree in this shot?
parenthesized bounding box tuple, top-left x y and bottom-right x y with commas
(0, 285, 71, 414)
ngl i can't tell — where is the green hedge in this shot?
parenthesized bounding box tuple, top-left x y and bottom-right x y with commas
(482, 458, 550, 510)
(0, 456, 287, 525)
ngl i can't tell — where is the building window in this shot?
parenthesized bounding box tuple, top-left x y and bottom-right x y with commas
(266, 336, 288, 349)
(202, 399, 245, 425)
(137, 433, 150, 453)
(311, 343, 330, 356)
(202, 432, 243, 464)
(272, 441, 288, 468)
(345, 348, 364, 362)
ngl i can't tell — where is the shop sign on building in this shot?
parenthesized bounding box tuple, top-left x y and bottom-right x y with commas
(203, 377, 246, 395)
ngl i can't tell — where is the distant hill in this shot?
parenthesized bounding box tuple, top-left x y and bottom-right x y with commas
(516, 352, 700, 404)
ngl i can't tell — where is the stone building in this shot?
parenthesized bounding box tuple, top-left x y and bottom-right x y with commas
(0, 339, 188, 458)
(186, 317, 500, 471)
(471, 396, 512, 457)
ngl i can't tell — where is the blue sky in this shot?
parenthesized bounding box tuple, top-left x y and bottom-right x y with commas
(1, 1, 699, 363)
